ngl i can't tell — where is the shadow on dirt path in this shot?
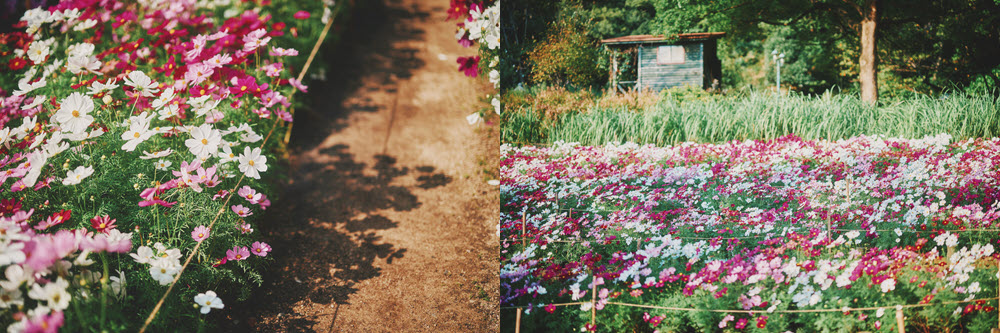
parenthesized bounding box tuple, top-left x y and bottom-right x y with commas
(291, 0, 430, 151)
(228, 0, 499, 332)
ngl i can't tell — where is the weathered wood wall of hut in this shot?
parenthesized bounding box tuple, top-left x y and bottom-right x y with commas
(637, 42, 704, 91)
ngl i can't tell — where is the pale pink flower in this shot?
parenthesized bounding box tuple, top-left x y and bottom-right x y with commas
(250, 242, 271, 257)
(230, 205, 252, 217)
(191, 226, 210, 242)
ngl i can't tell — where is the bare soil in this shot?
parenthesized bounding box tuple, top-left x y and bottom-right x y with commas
(227, 0, 500, 331)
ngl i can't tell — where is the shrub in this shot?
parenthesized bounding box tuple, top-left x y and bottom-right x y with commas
(527, 18, 605, 88)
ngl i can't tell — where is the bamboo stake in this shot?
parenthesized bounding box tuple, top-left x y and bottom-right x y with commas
(997, 257, 999, 331)
(515, 308, 522, 333)
(896, 308, 905, 333)
(521, 214, 528, 248)
(591, 276, 597, 329)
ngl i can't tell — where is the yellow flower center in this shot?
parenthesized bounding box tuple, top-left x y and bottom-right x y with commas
(240, 86, 247, 91)
(72, 110, 80, 117)
(201, 138, 208, 145)
(133, 132, 140, 138)
(248, 160, 254, 166)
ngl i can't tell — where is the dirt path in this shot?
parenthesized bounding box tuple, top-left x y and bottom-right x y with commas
(230, 0, 499, 331)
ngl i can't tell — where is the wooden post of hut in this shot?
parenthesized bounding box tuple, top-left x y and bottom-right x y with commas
(601, 32, 726, 93)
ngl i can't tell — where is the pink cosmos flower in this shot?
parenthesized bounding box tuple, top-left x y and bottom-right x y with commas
(269, 47, 299, 57)
(259, 195, 271, 210)
(293, 11, 311, 20)
(10, 180, 28, 192)
(238, 222, 254, 234)
(238, 186, 261, 204)
(231, 205, 252, 217)
(192, 226, 210, 242)
(212, 190, 229, 201)
(226, 246, 250, 261)
(734, 318, 748, 329)
(251, 241, 271, 257)
(25, 310, 64, 333)
(252, 107, 271, 118)
(288, 78, 308, 93)
(212, 257, 228, 267)
(276, 110, 293, 122)
(184, 63, 214, 86)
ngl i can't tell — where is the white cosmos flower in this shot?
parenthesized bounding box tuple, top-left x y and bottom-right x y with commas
(27, 278, 70, 311)
(52, 92, 95, 134)
(12, 78, 46, 97)
(22, 151, 47, 186)
(155, 159, 172, 171)
(492, 97, 500, 115)
(88, 78, 119, 95)
(140, 149, 173, 160)
(66, 55, 101, 75)
(124, 70, 160, 97)
(0, 242, 24, 266)
(0, 287, 23, 309)
(0, 128, 10, 147)
(152, 87, 175, 109)
(218, 145, 237, 164)
(239, 131, 262, 143)
(157, 104, 180, 120)
(62, 165, 94, 185)
(194, 290, 224, 314)
(130, 246, 154, 264)
(73, 19, 98, 31)
(149, 260, 179, 285)
(26, 42, 50, 65)
(185, 124, 222, 159)
(20, 95, 46, 110)
(237, 146, 267, 179)
(121, 121, 154, 152)
(65, 128, 104, 141)
(466, 112, 481, 125)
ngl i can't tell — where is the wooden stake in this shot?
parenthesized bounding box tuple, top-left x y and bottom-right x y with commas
(896, 308, 905, 333)
(515, 308, 522, 333)
(996, 257, 999, 331)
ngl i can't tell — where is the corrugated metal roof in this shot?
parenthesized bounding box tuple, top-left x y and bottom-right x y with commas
(601, 32, 726, 45)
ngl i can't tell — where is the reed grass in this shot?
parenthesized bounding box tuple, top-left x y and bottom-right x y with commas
(503, 90, 1000, 146)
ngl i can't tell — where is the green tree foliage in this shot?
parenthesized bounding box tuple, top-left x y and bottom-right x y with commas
(527, 18, 606, 87)
(504, 0, 1000, 95)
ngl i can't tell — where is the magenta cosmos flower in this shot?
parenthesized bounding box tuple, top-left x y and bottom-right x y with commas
(191, 226, 210, 242)
(226, 246, 250, 261)
(251, 241, 271, 257)
(230, 204, 252, 217)
(456, 56, 479, 77)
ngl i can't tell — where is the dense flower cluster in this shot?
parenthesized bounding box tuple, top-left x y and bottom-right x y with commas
(0, 0, 321, 330)
(447, 0, 500, 122)
(501, 134, 1000, 331)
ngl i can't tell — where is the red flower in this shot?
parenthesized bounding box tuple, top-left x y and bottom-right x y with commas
(113, 11, 137, 29)
(756, 316, 768, 328)
(0, 198, 21, 216)
(7, 57, 26, 71)
(734, 318, 748, 329)
(293, 11, 311, 20)
(447, 0, 470, 21)
(544, 304, 555, 313)
(456, 56, 479, 77)
(90, 215, 117, 233)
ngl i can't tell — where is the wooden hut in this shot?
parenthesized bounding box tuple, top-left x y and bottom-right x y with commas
(601, 32, 725, 93)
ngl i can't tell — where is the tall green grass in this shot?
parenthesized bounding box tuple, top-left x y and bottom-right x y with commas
(504, 91, 1000, 146)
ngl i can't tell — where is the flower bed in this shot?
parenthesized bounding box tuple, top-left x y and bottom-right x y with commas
(0, 0, 343, 331)
(501, 134, 1000, 332)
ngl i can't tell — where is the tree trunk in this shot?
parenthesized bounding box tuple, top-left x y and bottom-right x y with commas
(859, 0, 878, 104)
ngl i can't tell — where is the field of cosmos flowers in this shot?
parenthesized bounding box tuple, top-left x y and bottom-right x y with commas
(501, 134, 1000, 332)
(0, 0, 345, 331)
